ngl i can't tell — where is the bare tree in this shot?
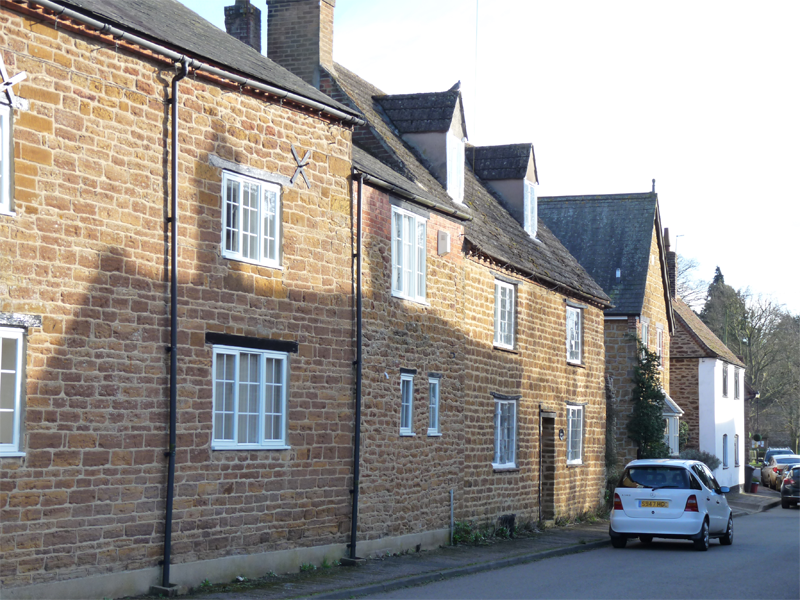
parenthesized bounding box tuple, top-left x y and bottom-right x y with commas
(676, 255, 708, 311)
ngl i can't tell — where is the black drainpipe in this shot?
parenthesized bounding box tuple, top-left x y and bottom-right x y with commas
(349, 172, 364, 560)
(162, 58, 189, 590)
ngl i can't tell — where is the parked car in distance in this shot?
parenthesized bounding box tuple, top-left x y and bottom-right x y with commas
(610, 459, 733, 551)
(762, 455, 800, 489)
(761, 447, 793, 469)
(781, 465, 800, 509)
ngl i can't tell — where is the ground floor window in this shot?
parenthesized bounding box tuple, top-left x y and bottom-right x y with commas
(566, 404, 583, 464)
(493, 399, 516, 468)
(428, 377, 440, 435)
(663, 416, 680, 456)
(400, 372, 414, 435)
(722, 434, 729, 468)
(212, 345, 288, 450)
(0, 327, 24, 455)
(734, 434, 739, 467)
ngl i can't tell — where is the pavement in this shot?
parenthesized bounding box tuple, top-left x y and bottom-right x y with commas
(147, 486, 782, 600)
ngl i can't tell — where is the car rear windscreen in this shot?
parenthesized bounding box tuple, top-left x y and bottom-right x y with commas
(618, 467, 693, 489)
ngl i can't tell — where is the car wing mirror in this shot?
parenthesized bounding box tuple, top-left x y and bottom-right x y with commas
(720, 486, 730, 494)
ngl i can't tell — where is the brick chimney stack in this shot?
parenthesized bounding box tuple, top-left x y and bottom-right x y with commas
(267, 0, 336, 89)
(225, 0, 262, 53)
(664, 227, 677, 300)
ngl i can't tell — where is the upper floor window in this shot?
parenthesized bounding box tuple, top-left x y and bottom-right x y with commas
(722, 363, 729, 397)
(493, 398, 516, 469)
(0, 327, 24, 455)
(212, 345, 288, 450)
(641, 322, 649, 354)
(523, 181, 537, 238)
(494, 280, 515, 349)
(400, 372, 414, 435)
(567, 404, 584, 465)
(734, 368, 740, 399)
(221, 171, 281, 268)
(0, 104, 12, 215)
(566, 305, 582, 364)
(391, 206, 427, 303)
(446, 133, 465, 204)
(428, 377, 440, 436)
(656, 328, 664, 366)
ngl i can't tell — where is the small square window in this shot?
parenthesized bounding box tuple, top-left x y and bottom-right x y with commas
(221, 171, 281, 268)
(428, 377, 440, 436)
(494, 281, 515, 349)
(566, 306, 582, 364)
(212, 345, 289, 450)
(0, 104, 13, 215)
(567, 405, 583, 465)
(391, 207, 427, 303)
(493, 399, 516, 468)
(400, 373, 414, 435)
(0, 327, 24, 455)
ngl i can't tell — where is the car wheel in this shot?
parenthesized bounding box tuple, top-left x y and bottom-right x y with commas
(720, 517, 733, 545)
(693, 520, 709, 551)
(639, 535, 653, 543)
(782, 498, 790, 509)
(611, 537, 627, 549)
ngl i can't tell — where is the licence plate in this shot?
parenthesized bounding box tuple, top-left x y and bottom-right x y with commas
(640, 500, 668, 508)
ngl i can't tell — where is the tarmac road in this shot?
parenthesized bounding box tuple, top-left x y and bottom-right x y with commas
(370, 508, 800, 600)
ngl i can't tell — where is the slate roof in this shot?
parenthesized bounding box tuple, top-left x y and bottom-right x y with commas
(52, 0, 358, 118)
(538, 193, 664, 315)
(672, 298, 745, 367)
(466, 144, 537, 182)
(374, 91, 462, 134)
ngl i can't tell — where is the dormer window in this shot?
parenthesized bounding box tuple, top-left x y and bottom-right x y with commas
(523, 181, 537, 238)
(446, 133, 465, 204)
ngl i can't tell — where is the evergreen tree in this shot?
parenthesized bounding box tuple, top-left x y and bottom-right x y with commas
(627, 344, 670, 459)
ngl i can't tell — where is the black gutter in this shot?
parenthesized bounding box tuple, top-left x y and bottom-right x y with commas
(162, 58, 189, 591)
(349, 173, 364, 560)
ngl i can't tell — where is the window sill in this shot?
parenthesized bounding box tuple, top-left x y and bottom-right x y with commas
(0, 209, 15, 217)
(399, 432, 416, 437)
(567, 360, 585, 369)
(391, 293, 429, 307)
(492, 465, 519, 473)
(566, 461, 584, 468)
(211, 444, 290, 451)
(493, 345, 518, 354)
(222, 254, 283, 271)
(0, 451, 25, 458)
(427, 431, 442, 437)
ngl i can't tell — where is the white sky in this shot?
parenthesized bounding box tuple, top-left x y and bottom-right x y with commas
(178, 0, 800, 315)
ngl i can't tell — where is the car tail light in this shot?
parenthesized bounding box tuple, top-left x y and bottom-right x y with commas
(684, 495, 699, 512)
(614, 493, 623, 510)
(786, 478, 795, 485)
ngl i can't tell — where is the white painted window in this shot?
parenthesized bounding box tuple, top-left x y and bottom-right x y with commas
(0, 104, 12, 215)
(212, 346, 288, 450)
(566, 405, 583, 464)
(641, 322, 649, 356)
(734, 368, 740, 399)
(221, 171, 281, 268)
(566, 306, 582, 364)
(722, 364, 728, 397)
(722, 434, 728, 468)
(493, 399, 516, 468)
(494, 281, 515, 349)
(428, 377, 440, 436)
(664, 416, 679, 456)
(446, 133, 465, 204)
(0, 327, 24, 455)
(391, 206, 427, 302)
(400, 373, 414, 435)
(523, 181, 537, 238)
(656, 328, 664, 366)
(734, 434, 740, 467)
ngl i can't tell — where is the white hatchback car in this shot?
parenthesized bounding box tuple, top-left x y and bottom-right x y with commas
(610, 459, 733, 551)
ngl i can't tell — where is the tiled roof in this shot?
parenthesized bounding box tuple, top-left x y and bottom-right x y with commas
(374, 91, 461, 134)
(331, 65, 609, 306)
(54, 0, 358, 118)
(538, 193, 660, 315)
(466, 144, 536, 182)
(672, 298, 745, 367)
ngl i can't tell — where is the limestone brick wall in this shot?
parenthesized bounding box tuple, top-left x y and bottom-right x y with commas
(670, 359, 699, 448)
(0, 8, 355, 590)
(355, 183, 467, 541)
(461, 256, 607, 523)
(640, 228, 671, 393)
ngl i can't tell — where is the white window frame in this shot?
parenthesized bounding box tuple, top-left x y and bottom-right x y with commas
(493, 399, 516, 469)
(722, 434, 729, 468)
(0, 104, 13, 215)
(523, 180, 537, 238)
(641, 322, 649, 356)
(566, 405, 584, 465)
(211, 345, 289, 450)
(656, 328, 664, 367)
(0, 327, 24, 456)
(400, 372, 415, 436)
(391, 206, 427, 303)
(427, 377, 440, 436)
(722, 363, 729, 397)
(221, 171, 281, 268)
(446, 132, 465, 204)
(663, 415, 679, 456)
(566, 305, 582, 364)
(494, 280, 515, 349)
(734, 368, 740, 399)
